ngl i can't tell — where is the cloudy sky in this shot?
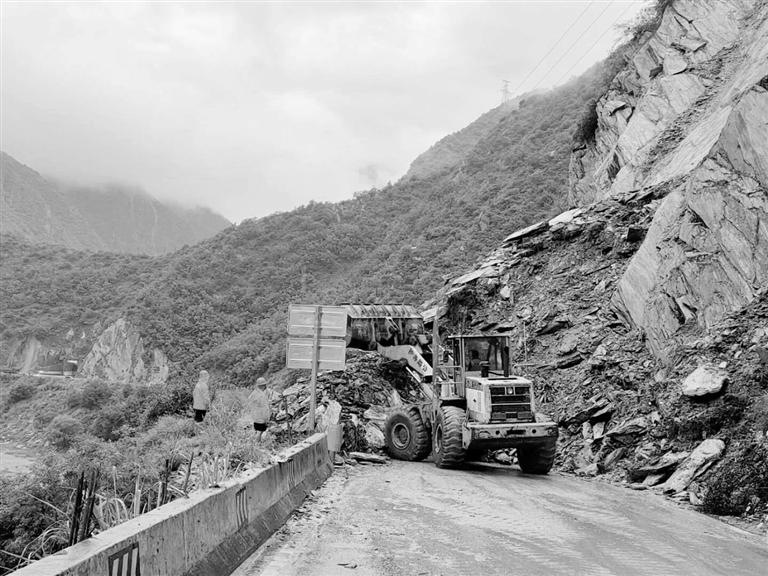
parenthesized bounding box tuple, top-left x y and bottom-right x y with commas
(1, 1, 647, 222)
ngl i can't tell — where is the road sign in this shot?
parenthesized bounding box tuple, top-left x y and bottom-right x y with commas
(286, 304, 348, 435)
(288, 304, 347, 338)
(286, 337, 346, 371)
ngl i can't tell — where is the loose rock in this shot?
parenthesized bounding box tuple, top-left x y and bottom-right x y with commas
(660, 439, 725, 493)
(682, 365, 727, 397)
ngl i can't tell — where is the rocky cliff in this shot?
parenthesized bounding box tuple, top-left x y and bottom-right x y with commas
(568, 0, 768, 358)
(78, 318, 169, 385)
(427, 0, 768, 519)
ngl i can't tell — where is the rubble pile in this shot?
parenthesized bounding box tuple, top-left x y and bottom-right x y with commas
(430, 191, 768, 517)
(271, 349, 428, 453)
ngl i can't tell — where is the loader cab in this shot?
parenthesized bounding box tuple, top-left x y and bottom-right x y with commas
(445, 335, 511, 382)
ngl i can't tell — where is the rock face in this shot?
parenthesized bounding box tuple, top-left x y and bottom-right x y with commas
(568, 0, 768, 358)
(2, 324, 104, 374)
(78, 318, 169, 385)
(682, 365, 727, 397)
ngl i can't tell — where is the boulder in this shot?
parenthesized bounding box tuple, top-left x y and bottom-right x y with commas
(364, 422, 386, 449)
(561, 397, 611, 428)
(362, 405, 388, 423)
(660, 438, 725, 493)
(628, 451, 689, 482)
(349, 452, 388, 464)
(662, 49, 688, 75)
(606, 416, 648, 439)
(601, 447, 627, 471)
(682, 365, 727, 397)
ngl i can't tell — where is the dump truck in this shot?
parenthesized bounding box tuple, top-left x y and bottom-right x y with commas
(341, 304, 558, 473)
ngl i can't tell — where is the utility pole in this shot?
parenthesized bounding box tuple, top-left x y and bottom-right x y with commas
(501, 79, 511, 104)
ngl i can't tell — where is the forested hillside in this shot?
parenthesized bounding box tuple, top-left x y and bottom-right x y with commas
(0, 152, 230, 255)
(0, 57, 620, 385)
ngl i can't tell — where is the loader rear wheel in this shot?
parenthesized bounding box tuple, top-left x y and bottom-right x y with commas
(384, 406, 431, 461)
(516, 437, 557, 474)
(433, 406, 466, 468)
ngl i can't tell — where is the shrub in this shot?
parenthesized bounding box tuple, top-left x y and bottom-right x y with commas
(46, 415, 83, 450)
(139, 380, 193, 427)
(33, 403, 61, 430)
(6, 379, 35, 405)
(668, 395, 748, 441)
(702, 442, 768, 516)
(572, 98, 599, 144)
(90, 404, 129, 441)
(140, 415, 196, 448)
(66, 379, 113, 410)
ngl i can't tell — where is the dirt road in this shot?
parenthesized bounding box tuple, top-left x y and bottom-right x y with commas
(232, 460, 767, 576)
(0, 442, 36, 476)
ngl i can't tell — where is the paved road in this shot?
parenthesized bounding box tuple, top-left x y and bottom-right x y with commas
(232, 460, 768, 576)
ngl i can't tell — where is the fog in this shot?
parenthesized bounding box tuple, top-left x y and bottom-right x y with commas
(1, 1, 647, 222)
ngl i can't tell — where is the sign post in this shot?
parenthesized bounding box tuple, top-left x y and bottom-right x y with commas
(286, 304, 347, 434)
(309, 306, 321, 434)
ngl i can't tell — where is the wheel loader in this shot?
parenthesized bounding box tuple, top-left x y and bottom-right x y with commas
(383, 333, 558, 472)
(340, 305, 558, 473)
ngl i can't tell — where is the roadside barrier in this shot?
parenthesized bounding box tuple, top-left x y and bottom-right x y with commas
(12, 433, 332, 576)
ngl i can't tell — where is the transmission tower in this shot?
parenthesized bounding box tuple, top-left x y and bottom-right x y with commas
(500, 79, 511, 104)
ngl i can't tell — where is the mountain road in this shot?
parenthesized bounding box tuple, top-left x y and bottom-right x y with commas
(231, 459, 768, 576)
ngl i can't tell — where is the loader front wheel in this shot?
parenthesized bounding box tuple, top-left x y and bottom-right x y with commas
(433, 406, 466, 468)
(384, 406, 431, 461)
(516, 437, 557, 474)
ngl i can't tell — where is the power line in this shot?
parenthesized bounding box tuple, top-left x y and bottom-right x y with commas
(510, 1, 595, 97)
(554, 1, 640, 83)
(530, 0, 616, 92)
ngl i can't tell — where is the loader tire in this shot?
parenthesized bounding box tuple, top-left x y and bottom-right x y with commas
(433, 406, 466, 469)
(384, 406, 431, 461)
(516, 437, 556, 474)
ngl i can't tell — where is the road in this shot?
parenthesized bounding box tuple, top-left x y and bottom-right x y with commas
(232, 460, 768, 576)
(0, 442, 36, 476)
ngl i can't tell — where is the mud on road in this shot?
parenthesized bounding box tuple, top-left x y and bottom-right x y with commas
(232, 460, 767, 576)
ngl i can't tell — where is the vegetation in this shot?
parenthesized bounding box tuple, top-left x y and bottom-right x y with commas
(0, 375, 274, 572)
(702, 442, 768, 516)
(5, 379, 35, 406)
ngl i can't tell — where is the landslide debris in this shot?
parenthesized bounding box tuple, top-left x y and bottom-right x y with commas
(429, 190, 768, 519)
(270, 350, 428, 454)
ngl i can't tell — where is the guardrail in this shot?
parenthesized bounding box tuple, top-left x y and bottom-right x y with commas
(12, 433, 332, 576)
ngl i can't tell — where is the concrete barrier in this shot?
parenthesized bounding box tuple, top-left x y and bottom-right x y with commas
(13, 433, 332, 576)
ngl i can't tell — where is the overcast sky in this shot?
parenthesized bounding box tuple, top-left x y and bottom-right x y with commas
(1, 1, 647, 222)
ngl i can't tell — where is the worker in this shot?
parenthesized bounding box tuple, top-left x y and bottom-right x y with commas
(468, 350, 482, 371)
(192, 370, 212, 422)
(245, 377, 271, 442)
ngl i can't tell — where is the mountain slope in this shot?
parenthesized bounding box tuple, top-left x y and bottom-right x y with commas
(0, 152, 231, 255)
(0, 59, 617, 383)
(0, 153, 102, 251)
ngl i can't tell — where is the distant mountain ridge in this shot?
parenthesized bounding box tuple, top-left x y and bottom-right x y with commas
(0, 152, 230, 255)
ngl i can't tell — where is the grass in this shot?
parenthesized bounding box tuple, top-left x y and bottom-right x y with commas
(0, 377, 285, 573)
